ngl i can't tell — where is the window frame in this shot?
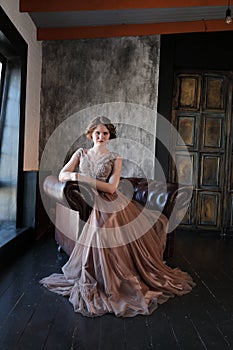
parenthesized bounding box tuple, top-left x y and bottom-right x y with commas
(0, 6, 28, 227)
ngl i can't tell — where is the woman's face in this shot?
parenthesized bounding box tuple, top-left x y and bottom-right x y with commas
(91, 124, 110, 146)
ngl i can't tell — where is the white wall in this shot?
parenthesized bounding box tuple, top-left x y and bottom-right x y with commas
(1, 0, 42, 170)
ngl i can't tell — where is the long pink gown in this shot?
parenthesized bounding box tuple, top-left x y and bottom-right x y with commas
(40, 148, 195, 317)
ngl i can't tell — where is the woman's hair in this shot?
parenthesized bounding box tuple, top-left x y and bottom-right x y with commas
(85, 116, 117, 140)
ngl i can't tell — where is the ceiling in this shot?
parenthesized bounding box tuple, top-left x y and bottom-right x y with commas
(19, 0, 233, 41)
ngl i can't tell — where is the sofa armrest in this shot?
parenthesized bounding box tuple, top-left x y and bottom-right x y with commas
(43, 175, 67, 206)
(164, 183, 192, 218)
(43, 175, 94, 221)
(143, 181, 192, 233)
(64, 181, 94, 221)
(148, 182, 192, 217)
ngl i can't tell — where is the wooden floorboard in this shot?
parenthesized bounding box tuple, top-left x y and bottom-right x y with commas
(0, 230, 233, 350)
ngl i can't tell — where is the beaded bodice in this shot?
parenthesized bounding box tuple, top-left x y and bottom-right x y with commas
(75, 148, 119, 182)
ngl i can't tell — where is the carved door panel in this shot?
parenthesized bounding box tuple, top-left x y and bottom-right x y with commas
(171, 71, 232, 232)
(227, 103, 233, 232)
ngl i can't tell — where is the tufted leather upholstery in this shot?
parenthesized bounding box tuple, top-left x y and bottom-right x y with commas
(43, 176, 192, 258)
(118, 178, 192, 232)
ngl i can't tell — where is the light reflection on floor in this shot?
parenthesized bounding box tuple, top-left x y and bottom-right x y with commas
(0, 221, 26, 247)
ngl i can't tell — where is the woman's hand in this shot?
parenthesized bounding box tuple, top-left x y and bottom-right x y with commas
(59, 172, 91, 183)
(70, 172, 79, 181)
(71, 173, 92, 184)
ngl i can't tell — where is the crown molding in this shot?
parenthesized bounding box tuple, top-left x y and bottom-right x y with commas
(20, 0, 229, 12)
(37, 19, 233, 41)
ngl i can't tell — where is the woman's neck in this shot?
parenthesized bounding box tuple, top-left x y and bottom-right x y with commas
(91, 144, 109, 154)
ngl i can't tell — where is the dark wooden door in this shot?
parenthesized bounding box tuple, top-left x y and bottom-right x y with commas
(171, 71, 233, 233)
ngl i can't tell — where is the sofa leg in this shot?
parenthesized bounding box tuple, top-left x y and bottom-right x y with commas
(57, 244, 65, 253)
(163, 230, 175, 259)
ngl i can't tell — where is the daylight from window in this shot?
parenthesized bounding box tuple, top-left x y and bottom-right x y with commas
(0, 62, 2, 83)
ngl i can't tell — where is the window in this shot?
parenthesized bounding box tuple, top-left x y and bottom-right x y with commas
(0, 53, 6, 154)
(0, 7, 27, 227)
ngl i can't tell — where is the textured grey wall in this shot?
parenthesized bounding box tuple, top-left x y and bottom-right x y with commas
(40, 35, 160, 179)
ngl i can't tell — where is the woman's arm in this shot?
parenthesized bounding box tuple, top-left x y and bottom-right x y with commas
(59, 152, 122, 194)
(58, 151, 80, 182)
(86, 156, 122, 194)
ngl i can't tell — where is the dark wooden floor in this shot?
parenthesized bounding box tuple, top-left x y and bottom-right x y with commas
(0, 229, 233, 350)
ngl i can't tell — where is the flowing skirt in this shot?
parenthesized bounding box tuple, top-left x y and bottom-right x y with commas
(40, 190, 195, 317)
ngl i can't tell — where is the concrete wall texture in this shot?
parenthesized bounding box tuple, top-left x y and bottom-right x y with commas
(40, 36, 161, 179)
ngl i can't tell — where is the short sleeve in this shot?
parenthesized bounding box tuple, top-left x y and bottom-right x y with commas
(112, 152, 121, 160)
(74, 148, 84, 159)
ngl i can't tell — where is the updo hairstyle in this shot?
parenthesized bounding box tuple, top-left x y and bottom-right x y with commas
(85, 116, 117, 140)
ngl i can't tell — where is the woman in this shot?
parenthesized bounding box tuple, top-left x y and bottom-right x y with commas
(40, 116, 195, 317)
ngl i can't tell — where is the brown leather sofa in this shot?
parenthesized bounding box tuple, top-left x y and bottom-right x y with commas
(43, 176, 192, 259)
